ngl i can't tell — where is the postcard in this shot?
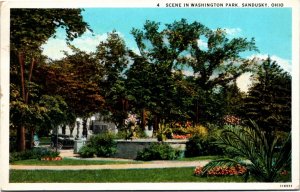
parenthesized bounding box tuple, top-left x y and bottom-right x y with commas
(1, 0, 299, 190)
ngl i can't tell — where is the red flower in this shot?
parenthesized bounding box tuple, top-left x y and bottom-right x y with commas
(280, 170, 288, 176)
(194, 165, 247, 177)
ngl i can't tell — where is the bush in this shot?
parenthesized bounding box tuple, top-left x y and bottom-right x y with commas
(78, 145, 96, 158)
(10, 147, 59, 162)
(171, 125, 208, 139)
(135, 126, 148, 138)
(186, 125, 208, 137)
(185, 134, 223, 157)
(136, 143, 181, 161)
(89, 133, 117, 157)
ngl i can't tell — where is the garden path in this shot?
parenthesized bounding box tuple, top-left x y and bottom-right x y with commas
(10, 149, 210, 170)
(10, 160, 209, 170)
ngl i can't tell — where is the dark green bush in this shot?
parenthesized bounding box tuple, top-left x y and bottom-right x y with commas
(10, 147, 59, 162)
(89, 133, 117, 157)
(185, 134, 223, 157)
(78, 145, 96, 158)
(136, 143, 181, 161)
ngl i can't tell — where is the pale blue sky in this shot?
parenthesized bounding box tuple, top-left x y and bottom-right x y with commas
(82, 8, 291, 60)
(43, 8, 292, 75)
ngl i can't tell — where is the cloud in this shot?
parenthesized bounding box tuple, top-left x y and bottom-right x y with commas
(131, 48, 141, 56)
(41, 38, 71, 60)
(42, 31, 125, 60)
(71, 33, 108, 53)
(224, 27, 242, 36)
(236, 54, 292, 93)
(197, 39, 208, 50)
(182, 70, 194, 77)
(236, 72, 252, 93)
(248, 54, 292, 73)
(181, 69, 252, 93)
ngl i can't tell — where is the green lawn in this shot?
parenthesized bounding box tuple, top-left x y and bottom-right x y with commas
(10, 167, 249, 183)
(11, 158, 140, 165)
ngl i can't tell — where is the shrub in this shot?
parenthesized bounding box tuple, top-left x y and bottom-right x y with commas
(89, 133, 117, 157)
(156, 124, 173, 141)
(172, 125, 208, 139)
(185, 134, 223, 157)
(135, 126, 148, 138)
(186, 125, 208, 137)
(78, 145, 96, 158)
(116, 130, 129, 139)
(201, 122, 292, 182)
(136, 143, 181, 161)
(10, 147, 59, 162)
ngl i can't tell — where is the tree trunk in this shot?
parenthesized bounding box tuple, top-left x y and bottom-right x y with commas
(153, 115, 160, 136)
(140, 108, 146, 130)
(18, 52, 27, 151)
(16, 52, 36, 151)
(17, 125, 26, 151)
(196, 99, 199, 125)
(30, 128, 35, 148)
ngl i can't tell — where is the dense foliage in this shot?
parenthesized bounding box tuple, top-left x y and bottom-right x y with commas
(243, 57, 291, 133)
(129, 19, 257, 129)
(136, 143, 182, 161)
(78, 145, 96, 158)
(185, 134, 223, 157)
(78, 133, 117, 158)
(10, 8, 90, 151)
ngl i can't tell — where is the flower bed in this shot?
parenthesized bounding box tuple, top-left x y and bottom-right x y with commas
(223, 115, 241, 125)
(194, 165, 247, 176)
(280, 170, 289, 176)
(172, 134, 191, 140)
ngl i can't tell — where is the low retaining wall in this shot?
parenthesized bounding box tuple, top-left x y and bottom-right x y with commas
(113, 139, 187, 159)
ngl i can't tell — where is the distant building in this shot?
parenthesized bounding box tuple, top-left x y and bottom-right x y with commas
(54, 113, 117, 139)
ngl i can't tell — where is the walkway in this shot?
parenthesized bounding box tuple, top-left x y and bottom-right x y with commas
(10, 149, 210, 170)
(10, 160, 209, 170)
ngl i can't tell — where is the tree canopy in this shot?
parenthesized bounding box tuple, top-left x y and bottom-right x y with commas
(10, 8, 91, 151)
(243, 57, 291, 133)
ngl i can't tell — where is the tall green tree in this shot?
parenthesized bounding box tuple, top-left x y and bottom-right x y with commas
(130, 19, 257, 127)
(187, 28, 257, 90)
(35, 48, 105, 137)
(243, 57, 291, 133)
(10, 8, 90, 151)
(130, 19, 203, 130)
(95, 31, 130, 128)
(125, 55, 153, 130)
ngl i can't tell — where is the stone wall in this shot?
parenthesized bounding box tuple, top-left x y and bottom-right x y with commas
(113, 139, 187, 159)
